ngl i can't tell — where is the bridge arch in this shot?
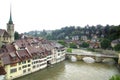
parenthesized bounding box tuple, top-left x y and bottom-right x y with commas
(71, 55, 77, 62)
(82, 57, 95, 63)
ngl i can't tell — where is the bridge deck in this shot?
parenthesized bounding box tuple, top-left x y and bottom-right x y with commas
(66, 52, 118, 58)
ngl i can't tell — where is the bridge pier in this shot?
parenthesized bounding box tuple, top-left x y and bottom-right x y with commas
(95, 57, 102, 63)
(76, 55, 82, 61)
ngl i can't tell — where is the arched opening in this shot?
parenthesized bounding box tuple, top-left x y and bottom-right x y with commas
(71, 56, 77, 62)
(82, 57, 95, 63)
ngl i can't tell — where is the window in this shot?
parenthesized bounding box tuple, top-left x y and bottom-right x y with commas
(22, 61, 26, 64)
(58, 53, 60, 56)
(23, 70, 26, 73)
(37, 64, 39, 67)
(19, 62, 21, 65)
(4, 37, 5, 40)
(28, 60, 31, 63)
(28, 64, 31, 67)
(19, 67, 21, 70)
(22, 65, 27, 68)
(28, 68, 31, 72)
(10, 68, 17, 73)
(33, 65, 36, 69)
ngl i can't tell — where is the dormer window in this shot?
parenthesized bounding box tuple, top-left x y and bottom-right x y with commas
(9, 52, 17, 60)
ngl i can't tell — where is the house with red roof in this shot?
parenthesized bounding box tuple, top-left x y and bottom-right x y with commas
(0, 38, 66, 80)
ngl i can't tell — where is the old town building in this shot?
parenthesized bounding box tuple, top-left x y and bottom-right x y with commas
(0, 38, 66, 80)
(0, 8, 66, 80)
(0, 8, 14, 47)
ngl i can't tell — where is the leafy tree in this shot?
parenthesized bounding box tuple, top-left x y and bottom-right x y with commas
(80, 42, 89, 48)
(39, 29, 47, 38)
(109, 75, 120, 80)
(46, 34, 53, 40)
(58, 40, 66, 46)
(114, 44, 120, 51)
(24, 25, 120, 41)
(109, 25, 120, 41)
(69, 43, 77, 48)
(67, 48, 72, 53)
(14, 31, 20, 40)
(100, 38, 111, 49)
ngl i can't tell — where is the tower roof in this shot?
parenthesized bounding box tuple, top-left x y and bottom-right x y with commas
(8, 5, 13, 24)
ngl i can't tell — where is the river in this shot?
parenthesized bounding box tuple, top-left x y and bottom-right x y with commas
(14, 60, 120, 80)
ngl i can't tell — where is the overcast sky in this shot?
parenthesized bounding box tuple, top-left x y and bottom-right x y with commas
(0, 0, 120, 33)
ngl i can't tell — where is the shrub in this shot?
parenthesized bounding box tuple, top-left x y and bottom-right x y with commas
(67, 48, 72, 53)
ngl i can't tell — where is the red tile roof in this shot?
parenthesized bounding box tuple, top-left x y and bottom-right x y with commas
(0, 38, 62, 65)
(17, 49, 31, 61)
(0, 29, 10, 37)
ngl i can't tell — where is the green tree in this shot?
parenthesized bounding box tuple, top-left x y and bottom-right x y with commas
(114, 44, 120, 51)
(69, 43, 77, 48)
(80, 42, 89, 48)
(109, 75, 120, 80)
(67, 48, 72, 53)
(101, 38, 111, 49)
(58, 40, 66, 46)
(14, 31, 20, 40)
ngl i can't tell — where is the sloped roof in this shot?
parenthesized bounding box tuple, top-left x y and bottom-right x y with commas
(1, 51, 20, 65)
(0, 29, 10, 37)
(17, 49, 31, 61)
(112, 39, 120, 44)
(0, 38, 62, 65)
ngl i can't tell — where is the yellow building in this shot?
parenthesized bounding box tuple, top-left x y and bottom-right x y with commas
(0, 38, 66, 80)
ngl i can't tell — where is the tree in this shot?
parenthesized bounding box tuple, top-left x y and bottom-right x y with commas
(80, 42, 89, 48)
(109, 75, 120, 80)
(14, 31, 20, 40)
(114, 44, 120, 51)
(67, 48, 72, 53)
(100, 39, 111, 49)
(58, 40, 66, 46)
(69, 43, 77, 48)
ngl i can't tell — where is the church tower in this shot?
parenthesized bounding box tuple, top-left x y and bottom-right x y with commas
(7, 6, 14, 42)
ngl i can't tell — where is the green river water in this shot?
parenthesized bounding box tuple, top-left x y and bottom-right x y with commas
(14, 60, 120, 80)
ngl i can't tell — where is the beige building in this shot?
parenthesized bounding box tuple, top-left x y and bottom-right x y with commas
(0, 38, 66, 80)
(0, 8, 14, 47)
(111, 39, 120, 47)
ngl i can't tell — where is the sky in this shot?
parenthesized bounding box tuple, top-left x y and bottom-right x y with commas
(0, 0, 120, 33)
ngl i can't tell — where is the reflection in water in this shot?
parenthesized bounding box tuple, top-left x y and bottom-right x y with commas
(14, 61, 119, 80)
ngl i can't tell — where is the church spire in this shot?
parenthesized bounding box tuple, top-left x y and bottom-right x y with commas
(8, 5, 13, 24)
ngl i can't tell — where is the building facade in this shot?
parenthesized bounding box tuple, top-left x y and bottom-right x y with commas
(0, 38, 66, 80)
(0, 8, 14, 47)
(0, 8, 66, 80)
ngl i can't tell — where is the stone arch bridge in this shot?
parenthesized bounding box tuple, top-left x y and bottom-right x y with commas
(66, 53, 118, 63)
